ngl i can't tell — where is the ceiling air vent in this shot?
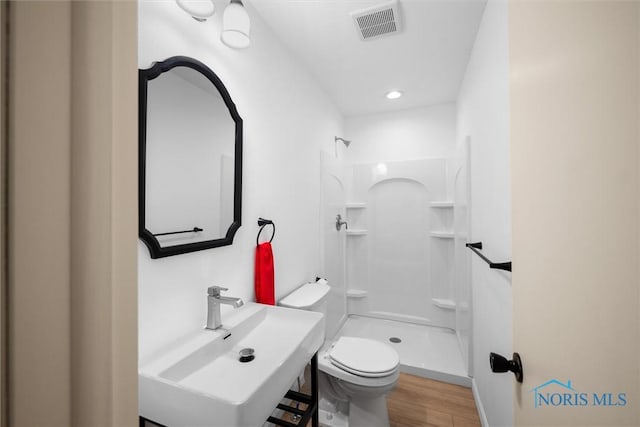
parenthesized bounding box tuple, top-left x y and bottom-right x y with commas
(351, 0, 401, 41)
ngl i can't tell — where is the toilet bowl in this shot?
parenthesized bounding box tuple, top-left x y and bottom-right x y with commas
(279, 282, 400, 427)
(318, 336, 399, 427)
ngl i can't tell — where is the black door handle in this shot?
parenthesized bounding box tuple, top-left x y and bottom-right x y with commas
(490, 352, 523, 383)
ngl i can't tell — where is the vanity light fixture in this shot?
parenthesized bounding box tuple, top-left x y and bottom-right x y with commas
(221, 0, 251, 49)
(385, 90, 403, 99)
(175, 0, 216, 22)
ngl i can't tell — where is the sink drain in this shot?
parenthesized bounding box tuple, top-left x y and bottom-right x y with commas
(389, 337, 402, 343)
(239, 348, 255, 363)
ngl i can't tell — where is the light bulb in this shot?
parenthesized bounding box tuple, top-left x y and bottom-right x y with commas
(221, 0, 251, 49)
(175, 0, 215, 21)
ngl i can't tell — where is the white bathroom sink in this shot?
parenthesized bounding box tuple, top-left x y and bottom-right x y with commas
(139, 303, 325, 426)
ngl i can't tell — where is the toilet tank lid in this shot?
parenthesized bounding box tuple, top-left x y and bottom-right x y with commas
(279, 282, 330, 309)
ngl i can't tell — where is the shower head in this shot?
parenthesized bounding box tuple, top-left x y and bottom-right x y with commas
(335, 136, 351, 148)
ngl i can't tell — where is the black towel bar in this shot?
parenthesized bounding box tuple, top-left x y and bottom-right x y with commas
(153, 227, 203, 237)
(466, 242, 512, 272)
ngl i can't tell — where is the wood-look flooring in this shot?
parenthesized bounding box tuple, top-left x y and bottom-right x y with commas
(283, 371, 481, 427)
(387, 373, 481, 427)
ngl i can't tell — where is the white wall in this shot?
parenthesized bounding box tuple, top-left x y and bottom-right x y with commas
(456, 1, 511, 425)
(138, 0, 343, 362)
(344, 103, 457, 164)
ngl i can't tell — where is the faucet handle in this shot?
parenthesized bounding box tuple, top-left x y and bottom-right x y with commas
(208, 286, 228, 297)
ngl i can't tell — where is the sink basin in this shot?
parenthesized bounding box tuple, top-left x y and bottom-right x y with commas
(139, 303, 325, 427)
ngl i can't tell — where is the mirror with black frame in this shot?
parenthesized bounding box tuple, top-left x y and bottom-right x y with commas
(139, 56, 243, 259)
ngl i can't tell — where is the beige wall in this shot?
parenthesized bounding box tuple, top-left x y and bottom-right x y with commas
(9, 2, 72, 424)
(511, 1, 640, 425)
(0, 1, 5, 425)
(8, 1, 137, 425)
(69, 1, 138, 425)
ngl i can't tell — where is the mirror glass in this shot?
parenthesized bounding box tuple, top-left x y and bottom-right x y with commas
(139, 57, 242, 258)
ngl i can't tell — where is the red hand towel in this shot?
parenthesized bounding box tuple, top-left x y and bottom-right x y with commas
(255, 242, 275, 305)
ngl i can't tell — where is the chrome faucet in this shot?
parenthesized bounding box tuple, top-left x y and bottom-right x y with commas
(206, 286, 244, 330)
(335, 214, 348, 231)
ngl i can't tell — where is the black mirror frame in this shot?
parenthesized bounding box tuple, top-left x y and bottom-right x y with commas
(139, 56, 243, 259)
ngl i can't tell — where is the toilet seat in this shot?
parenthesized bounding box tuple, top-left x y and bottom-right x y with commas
(330, 358, 398, 378)
(318, 337, 400, 387)
(329, 337, 400, 378)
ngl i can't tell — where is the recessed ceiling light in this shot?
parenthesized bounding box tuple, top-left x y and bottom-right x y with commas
(386, 90, 403, 100)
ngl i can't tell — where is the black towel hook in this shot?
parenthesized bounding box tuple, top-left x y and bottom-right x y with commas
(256, 218, 275, 245)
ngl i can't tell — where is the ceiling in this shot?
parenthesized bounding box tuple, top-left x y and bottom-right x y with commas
(249, 0, 487, 117)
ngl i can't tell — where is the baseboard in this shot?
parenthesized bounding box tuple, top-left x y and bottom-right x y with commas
(472, 379, 489, 427)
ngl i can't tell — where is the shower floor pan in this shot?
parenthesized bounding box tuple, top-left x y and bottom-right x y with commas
(334, 315, 470, 387)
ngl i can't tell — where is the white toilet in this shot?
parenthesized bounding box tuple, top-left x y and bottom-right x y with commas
(280, 282, 400, 427)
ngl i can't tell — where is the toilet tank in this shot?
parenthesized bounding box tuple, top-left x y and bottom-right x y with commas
(279, 282, 331, 315)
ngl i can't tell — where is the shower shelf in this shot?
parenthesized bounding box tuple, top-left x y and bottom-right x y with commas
(346, 289, 368, 298)
(346, 202, 367, 209)
(430, 201, 454, 208)
(430, 231, 454, 239)
(432, 298, 456, 310)
(346, 229, 367, 236)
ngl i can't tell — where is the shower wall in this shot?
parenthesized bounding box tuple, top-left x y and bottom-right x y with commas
(346, 159, 456, 329)
(453, 139, 472, 375)
(342, 104, 458, 330)
(320, 151, 348, 339)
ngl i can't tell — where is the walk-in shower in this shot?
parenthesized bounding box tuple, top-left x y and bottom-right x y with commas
(320, 146, 472, 385)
